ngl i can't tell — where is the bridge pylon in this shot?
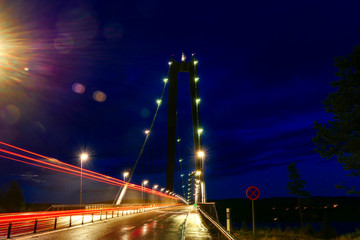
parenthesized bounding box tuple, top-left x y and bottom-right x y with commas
(166, 55, 206, 203)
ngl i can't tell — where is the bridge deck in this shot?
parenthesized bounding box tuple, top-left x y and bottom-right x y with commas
(12, 205, 213, 240)
(184, 208, 213, 240)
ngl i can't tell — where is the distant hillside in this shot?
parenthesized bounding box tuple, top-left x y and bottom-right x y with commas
(212, 197, 360, 224)
(26, 203, 53, 212)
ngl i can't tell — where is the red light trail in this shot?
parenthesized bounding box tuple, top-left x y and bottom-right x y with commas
(0, 204, 180, 223)
(0, 142, 178, 199)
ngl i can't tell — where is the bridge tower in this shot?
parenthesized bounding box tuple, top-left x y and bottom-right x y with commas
(166, 54, 206, 203)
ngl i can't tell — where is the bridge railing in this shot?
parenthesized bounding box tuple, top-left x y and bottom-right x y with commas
(198, 206, 237, 240)
(0, 203, 180, 239)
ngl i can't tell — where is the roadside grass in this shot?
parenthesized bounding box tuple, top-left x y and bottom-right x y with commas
(231, 223, 360, 240)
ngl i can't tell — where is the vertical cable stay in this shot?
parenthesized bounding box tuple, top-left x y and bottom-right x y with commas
(193, 64, 202, 150)
(175, 112, 186, 197)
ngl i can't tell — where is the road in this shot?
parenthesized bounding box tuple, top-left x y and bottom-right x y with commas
(13, 205, 213, 240)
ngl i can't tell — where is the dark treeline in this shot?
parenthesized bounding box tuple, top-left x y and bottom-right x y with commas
(213, 197, 360, 224)
(213, 197, 360, 239)
(0, 180, 26, 213)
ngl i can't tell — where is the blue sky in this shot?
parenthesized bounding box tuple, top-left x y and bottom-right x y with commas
(1, 0, 360, 203)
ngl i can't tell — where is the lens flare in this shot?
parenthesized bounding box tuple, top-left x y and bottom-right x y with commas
(1, 104, 21, 125)
(93, 91, 107, 102)
(72, 83, 86, 94)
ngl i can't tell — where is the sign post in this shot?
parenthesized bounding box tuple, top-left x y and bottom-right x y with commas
(251, 200, 255, 234)
(226, 208, 231, 233)
(246, 186, 260, 235)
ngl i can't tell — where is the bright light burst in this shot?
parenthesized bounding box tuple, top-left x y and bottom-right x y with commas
(0, 3, 43, 121)
(0, 15, 33, 88)
(197, 150, 205, 158)
(0, 39, 30, 84)
(80, 153, 89, 162)
(0, 2, 100, 106)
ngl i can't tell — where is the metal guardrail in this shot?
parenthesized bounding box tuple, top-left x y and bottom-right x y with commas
(0, 204, 179, 239)
(198, 207, 237, 240)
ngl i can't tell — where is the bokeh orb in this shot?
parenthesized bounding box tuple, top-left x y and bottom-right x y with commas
(1, 105, 21, 125)
(72, 83, 86, 94)
(93, 91, 107, 102)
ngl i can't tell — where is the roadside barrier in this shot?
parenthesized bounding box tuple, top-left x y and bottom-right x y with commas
(0, 203, 180, 239)
(198, 207, 237, 240)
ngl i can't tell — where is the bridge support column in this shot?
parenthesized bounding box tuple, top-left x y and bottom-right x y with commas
(166, 61, 178, 191)
(166, 56, 205, 203)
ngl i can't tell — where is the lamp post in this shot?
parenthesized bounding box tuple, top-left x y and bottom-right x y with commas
(115, 170, 130, 206)
(152, 185, 158, 203)
(197, 150, 205, 203)
(142, 180, 148, 204)
(80, 153, 88, 206)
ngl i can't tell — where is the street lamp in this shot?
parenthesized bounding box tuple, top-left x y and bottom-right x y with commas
(123, 171, 129, 182)
(142, 180, 148, 204)
(80, 153, 88, 205)
(114, 171, 130, 205)
(152, 185, 158, 203)
(197, 150, 205, 158)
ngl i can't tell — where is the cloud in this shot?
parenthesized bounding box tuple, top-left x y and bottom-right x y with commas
(207, 122, 320, 178)
(21, 173, 46, 184)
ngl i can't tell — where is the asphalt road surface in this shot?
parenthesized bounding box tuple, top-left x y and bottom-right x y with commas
(14, 205, 213, 240)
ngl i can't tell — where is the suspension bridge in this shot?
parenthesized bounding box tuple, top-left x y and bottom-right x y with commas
(0, 55, 235, 239)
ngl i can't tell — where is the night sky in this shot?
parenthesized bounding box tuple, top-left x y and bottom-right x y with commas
(1, 0, 360, 203)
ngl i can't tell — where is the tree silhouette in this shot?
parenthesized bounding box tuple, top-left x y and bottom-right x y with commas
(0, 185, 5, 213)
(313, 38, 360, 194)
(287, 162, 311, 228)
(4, 180, 25, 212)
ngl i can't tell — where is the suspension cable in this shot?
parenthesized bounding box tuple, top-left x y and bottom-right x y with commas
(113, 79, 168, 205)
(126, 79, 168, 186)
(176, 112, 186, 197)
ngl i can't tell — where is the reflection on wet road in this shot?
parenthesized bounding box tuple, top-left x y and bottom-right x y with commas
(14, 205, 212, 240)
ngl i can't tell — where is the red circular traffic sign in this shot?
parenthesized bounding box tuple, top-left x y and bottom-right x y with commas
(246, 186, 260, 200)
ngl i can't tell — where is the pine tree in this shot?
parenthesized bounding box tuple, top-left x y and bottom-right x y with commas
(313, 36, 360, 194)
(0, 185, 6, 213)
(4, 180, 25, 212)
(287, 162, 311, 228)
